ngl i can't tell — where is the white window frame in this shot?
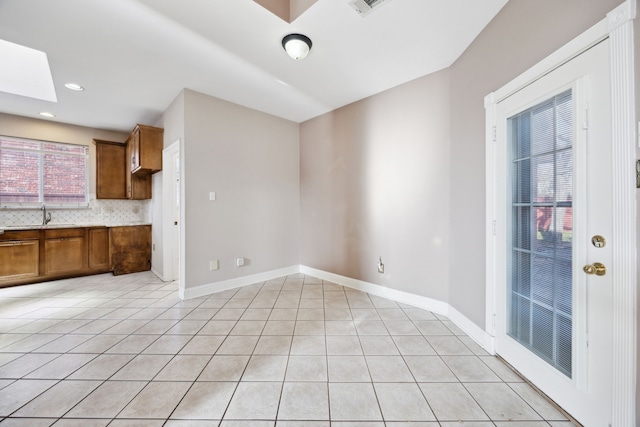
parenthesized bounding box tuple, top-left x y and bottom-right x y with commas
(0, 135, 90, 209)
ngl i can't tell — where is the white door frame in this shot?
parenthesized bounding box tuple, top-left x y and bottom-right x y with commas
(484, 1, 636, 424)
(162, 140, 181, 284)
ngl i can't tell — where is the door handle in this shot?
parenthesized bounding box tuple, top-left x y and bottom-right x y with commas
(583, 262, 606, 276)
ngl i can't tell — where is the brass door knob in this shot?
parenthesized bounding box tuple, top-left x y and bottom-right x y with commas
(583, 262, 606, 276)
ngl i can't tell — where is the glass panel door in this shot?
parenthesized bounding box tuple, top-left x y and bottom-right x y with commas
(508, 90, 573, 377)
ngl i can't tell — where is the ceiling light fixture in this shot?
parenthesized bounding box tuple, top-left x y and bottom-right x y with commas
(39, 112, 55, 118)
(64, 83, 84, 91)
(282, 34, 312, 60)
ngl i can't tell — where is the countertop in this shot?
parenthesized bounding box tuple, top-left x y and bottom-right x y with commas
(0, 222, 151, 234)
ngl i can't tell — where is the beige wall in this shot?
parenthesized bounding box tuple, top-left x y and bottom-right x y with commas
(300, 0, 624, 323)
(0, 113, 128, 196)
(300, 69, 451, 301)
(182, 89, 300, 289)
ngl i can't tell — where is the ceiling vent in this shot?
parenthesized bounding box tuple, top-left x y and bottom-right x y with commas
(349, 0, 390, 17)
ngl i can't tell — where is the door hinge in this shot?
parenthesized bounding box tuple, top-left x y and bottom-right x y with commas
(582, 104, 589, 130)
(492, 126, 497, 141)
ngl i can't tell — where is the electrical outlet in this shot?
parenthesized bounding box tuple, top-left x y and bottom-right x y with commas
(210, 260, 219, 271)
(236, 257, 245, 267)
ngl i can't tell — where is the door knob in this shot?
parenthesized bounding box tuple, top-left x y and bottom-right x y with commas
(583, 262, 606, 276)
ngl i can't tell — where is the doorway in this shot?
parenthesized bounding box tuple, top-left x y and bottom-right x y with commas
(163, 140, 180, 283)
(485, 3, 637, 423)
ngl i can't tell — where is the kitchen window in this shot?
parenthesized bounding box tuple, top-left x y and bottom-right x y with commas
(0, 135, 89, 207)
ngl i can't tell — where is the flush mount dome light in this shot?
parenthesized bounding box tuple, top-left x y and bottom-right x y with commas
(282, 34, 312, 60)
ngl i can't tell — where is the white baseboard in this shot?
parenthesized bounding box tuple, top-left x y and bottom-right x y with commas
(180, 265, 300, 300)
(179, 263, 494, 354)
(150, 267, 167, 282)
(300, 265, 494, 354)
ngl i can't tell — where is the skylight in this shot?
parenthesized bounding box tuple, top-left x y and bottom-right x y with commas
(0, 39, 57, 102)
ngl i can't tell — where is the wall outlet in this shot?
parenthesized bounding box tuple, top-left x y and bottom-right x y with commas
(210, 260, 219, 271)
(209, 191, 216, 201)
(377, 257, 384, 274)
(236, 257, 245, 267)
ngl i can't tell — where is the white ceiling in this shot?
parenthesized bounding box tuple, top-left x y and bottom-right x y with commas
(0, 0, 507, 132)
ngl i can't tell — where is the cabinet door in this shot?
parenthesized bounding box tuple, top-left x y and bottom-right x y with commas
(131, 173, 151, 199)
(0, 240, 39, 281)
(110, 225, 151, 275)
(44, 229, 87, 275)
(96, 141, 126, 199)
(130, 126, 141, 173)
(89, 228, 110, 271)
(125, 136, 151, 200)
(133, 125, 163, 174)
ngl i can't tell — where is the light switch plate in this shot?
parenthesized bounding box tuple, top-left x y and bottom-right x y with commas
(209, 192, 216, 201)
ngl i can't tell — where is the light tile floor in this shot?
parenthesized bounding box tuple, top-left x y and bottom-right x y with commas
(0, 271, 576, 426)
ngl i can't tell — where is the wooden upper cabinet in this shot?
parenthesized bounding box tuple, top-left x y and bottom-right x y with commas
(129, 124, 163, 175)
(125, 137, 151, 200)
(94, 140, 126, 199)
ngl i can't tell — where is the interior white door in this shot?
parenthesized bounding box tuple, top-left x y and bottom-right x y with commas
(493, 39, 612, 426)
(171, 148, 180, 281)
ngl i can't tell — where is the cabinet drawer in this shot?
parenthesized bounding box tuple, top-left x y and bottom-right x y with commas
(44, 228, 86, 239)
(0, 230, 40, 240)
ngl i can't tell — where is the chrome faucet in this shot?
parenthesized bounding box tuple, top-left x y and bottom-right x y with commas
(41, 203, 51, 225)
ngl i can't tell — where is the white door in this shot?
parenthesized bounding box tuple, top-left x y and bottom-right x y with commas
(170, 147, 180, 280)
(493, 39, 612, 426)
(163, 141, 180, 282)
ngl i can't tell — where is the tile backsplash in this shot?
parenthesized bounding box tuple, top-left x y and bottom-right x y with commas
(0, 197, 151, 226)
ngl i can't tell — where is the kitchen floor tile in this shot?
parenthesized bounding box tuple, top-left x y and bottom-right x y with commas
(171, 381, 236, 419)
(278, 382, 329, 420)
(13, 380, 101, 417)
(374, 382, 436, 421)
(419, 382, 489, 421)
(224, 381, 281, 419)
(117, 381, 191, 419)
(328, 383, 382, 421)
(65, 380, 147, 418)
(0, 273, 571, 426)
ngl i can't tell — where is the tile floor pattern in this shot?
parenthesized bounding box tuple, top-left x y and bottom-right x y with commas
(0, 272, 576, 427)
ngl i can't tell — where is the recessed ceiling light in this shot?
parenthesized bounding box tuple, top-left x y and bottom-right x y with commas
(39, 112, 55, 118)
(64, 83, 84, 91)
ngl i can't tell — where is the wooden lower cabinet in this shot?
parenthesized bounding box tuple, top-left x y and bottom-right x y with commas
(44, 228, 87, 275)
(0, 231, 40, 283)
(110, 225, 151, 275)
(89, 228, 110, 272)
(0, 225, 150, 286)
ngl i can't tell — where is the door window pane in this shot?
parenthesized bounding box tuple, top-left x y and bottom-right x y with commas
(508, 90, 573, 378)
